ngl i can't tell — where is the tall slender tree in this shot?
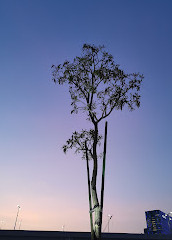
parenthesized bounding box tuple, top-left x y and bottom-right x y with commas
(51, 44, 143, 240)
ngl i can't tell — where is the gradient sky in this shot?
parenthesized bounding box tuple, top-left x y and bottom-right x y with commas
(0, 0, 172, 234)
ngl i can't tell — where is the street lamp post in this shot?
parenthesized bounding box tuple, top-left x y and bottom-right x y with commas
(62, 225, 65, 232)
(107, 214, 113, 233)
(19, 219, 22, 230)
(103, 214, 113, 232)
(14, 205, 20, 230)
(0, 220, 4, 230)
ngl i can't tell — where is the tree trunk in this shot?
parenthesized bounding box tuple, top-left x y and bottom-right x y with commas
(91, 122, 101, 240)
(100, 121, 108, 234)
(91, 121, 108, 240)
(94, 206, 101, 239)
(91, 174, 101, 239)
(85, 141, 94, 240)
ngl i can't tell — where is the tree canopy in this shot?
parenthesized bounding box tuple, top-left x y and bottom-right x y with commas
(52, 44, 143, 122)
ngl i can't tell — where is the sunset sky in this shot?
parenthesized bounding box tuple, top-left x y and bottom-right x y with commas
(0, 0, 172, 233)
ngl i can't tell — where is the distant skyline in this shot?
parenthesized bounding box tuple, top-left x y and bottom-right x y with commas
(0, 0, 172, 233)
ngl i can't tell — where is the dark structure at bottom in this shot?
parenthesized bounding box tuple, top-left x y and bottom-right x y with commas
(0, 230, 172, 240)
(145, 210, 172, 235)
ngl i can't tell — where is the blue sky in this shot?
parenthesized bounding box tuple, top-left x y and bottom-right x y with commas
(0, 0, 172, 233)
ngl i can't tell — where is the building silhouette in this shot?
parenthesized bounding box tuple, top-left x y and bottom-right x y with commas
(145, 210, 172, 235)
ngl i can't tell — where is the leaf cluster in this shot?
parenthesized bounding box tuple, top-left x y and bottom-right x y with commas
(63, 129, 102, 160)
(52, 44, 143, 124)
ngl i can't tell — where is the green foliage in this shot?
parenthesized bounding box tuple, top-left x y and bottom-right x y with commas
(63, 129, 102, 160)
(52, 44, 143, 126)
